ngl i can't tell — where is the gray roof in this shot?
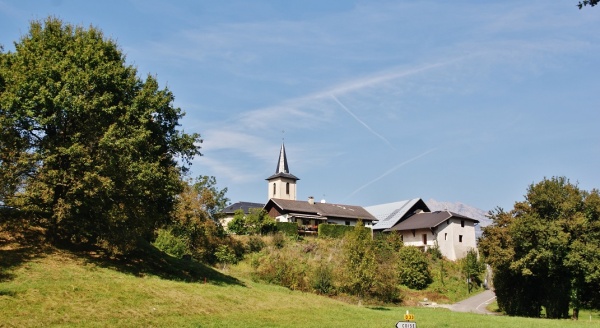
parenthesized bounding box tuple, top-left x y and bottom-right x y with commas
(266, 143, 299, 181)
(222, 201, 265, 214)
(365, 198, 430, 230)
(266, 198, 376, 221)
(386, 210, 479, 231)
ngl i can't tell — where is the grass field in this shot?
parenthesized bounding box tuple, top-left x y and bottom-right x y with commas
(1, 232, 599, 327)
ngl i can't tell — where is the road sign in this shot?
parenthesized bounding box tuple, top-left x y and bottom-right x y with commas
(404, 313, 415, 321)
(395, 322, 417, 328)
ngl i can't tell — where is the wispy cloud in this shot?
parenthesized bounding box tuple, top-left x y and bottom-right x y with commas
(331, 94, 395, 149)
(343, 148, 437, 202)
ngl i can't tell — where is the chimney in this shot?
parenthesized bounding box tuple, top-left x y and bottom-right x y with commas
(308, 196, 315, 205)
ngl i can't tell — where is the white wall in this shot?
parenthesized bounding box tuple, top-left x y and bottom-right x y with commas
(268, 177, 297, 201)
(398, 218, 478, 261)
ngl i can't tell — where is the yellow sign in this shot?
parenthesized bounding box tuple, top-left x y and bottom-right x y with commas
(404, 313, 415, 321)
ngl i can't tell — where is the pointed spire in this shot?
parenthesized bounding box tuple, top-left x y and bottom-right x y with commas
(276, 143, 289, 174)
(266, 142, 299, 182)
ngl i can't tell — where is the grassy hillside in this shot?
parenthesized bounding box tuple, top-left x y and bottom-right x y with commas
(1, 230, 599, 327)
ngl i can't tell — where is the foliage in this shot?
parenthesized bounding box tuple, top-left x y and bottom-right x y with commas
(227, 210, 248, 235)
(461, 248, 484, 293)
(311, 260, 335, 295)
(215, 244, 238, 270)
(275, 221, 299, 236)
(152, 228, 188, 258)
(271, 232, 286, 249)
(0, 17, 200, 252)
(245, 235, 266, 253)
(578, 0, 599, 9)
(227, 208, 276, 235)
(479, 177, 600, 319)
(318, 223, 355, 238)
(191, 175, 229, 221)
(397, 246, 433, 290)
(339, 222, 375, 299)
(162, 178, 243, 265)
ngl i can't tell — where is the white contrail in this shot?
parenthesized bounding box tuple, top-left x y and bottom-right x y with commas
(331, 95, 395, 150)
(343, 148, 437, 201)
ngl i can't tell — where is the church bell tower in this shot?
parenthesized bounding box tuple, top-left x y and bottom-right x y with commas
(266, 143, 299, 200)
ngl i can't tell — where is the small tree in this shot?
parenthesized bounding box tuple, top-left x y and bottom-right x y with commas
(340, 221, 376, 301)
(215, 244, 238, 270)
(462, 248, 484, 293)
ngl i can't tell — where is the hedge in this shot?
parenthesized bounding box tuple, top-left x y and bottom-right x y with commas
(276, 222, 299, 236)
(318, 224, 355, 238)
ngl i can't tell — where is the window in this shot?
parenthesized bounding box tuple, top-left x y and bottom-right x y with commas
(444, 233, 447, 240)
(446, 219, 450, 225)
(459, 235, 463, 243)
(273, 183, 276, 195)
(461, 220, 465, 228)
(345, 221, 350, 226)
(286, 182, 290, 194)
(422, 234, 427, 245)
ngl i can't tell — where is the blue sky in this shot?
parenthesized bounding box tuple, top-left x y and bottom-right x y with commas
(1, 1, 599, 212)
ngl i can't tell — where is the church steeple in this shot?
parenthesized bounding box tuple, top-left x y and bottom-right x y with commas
(266, 142, 299, 200)
(276, 143, 290, 174)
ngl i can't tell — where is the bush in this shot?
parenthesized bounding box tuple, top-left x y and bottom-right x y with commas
(426, 244, 443, 260)
(255, 250, 309, 291)
(311, 261, 335, 295)
(246, 235, 266, 253)
(276, 222, 299, 236)
(215, 244, 238, 269)
(271, 232, 286, 249)
(318, 224, 355, 238)
(398, 246, 433, 290)
(153, 228, 188, 258)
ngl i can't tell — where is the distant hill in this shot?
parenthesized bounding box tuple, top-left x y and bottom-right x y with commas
(426, 199, 493, 238)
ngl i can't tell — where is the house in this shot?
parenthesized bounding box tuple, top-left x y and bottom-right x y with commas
(263, 142, 376, 231)
(365, 198, 430, 232)
(219, 201, 265, 229)
(385, 210, 479, 261)
(264, 197, 377, 231)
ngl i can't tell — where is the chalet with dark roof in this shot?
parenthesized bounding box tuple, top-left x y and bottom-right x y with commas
(264, 197, 376, 230)
(386, 210, 479, 261)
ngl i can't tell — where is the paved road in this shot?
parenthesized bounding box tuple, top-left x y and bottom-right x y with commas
(450, 289, 497, 315)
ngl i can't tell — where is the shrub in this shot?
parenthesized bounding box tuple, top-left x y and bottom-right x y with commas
(311, 261, 335, 295)
(255, 251, 309, 291)
(153, 228, 188, 258)
(215, 244, 238, 269)
(246, 235, 266, 253)
(271, 232, 286, 249)
(318, 224, 355, 238)
(276, 222, 299, 236)
(398, 246, 433, 290)
(426, 244, 443, 260)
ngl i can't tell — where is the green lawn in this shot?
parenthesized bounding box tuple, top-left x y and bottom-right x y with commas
(1, 240, 599, 327)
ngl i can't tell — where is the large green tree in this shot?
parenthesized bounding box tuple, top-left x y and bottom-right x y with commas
(0, 18, 200, 252)
(479, 177, 600, 319)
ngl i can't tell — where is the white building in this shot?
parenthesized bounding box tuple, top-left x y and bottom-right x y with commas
(366, 200, 479, 260)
